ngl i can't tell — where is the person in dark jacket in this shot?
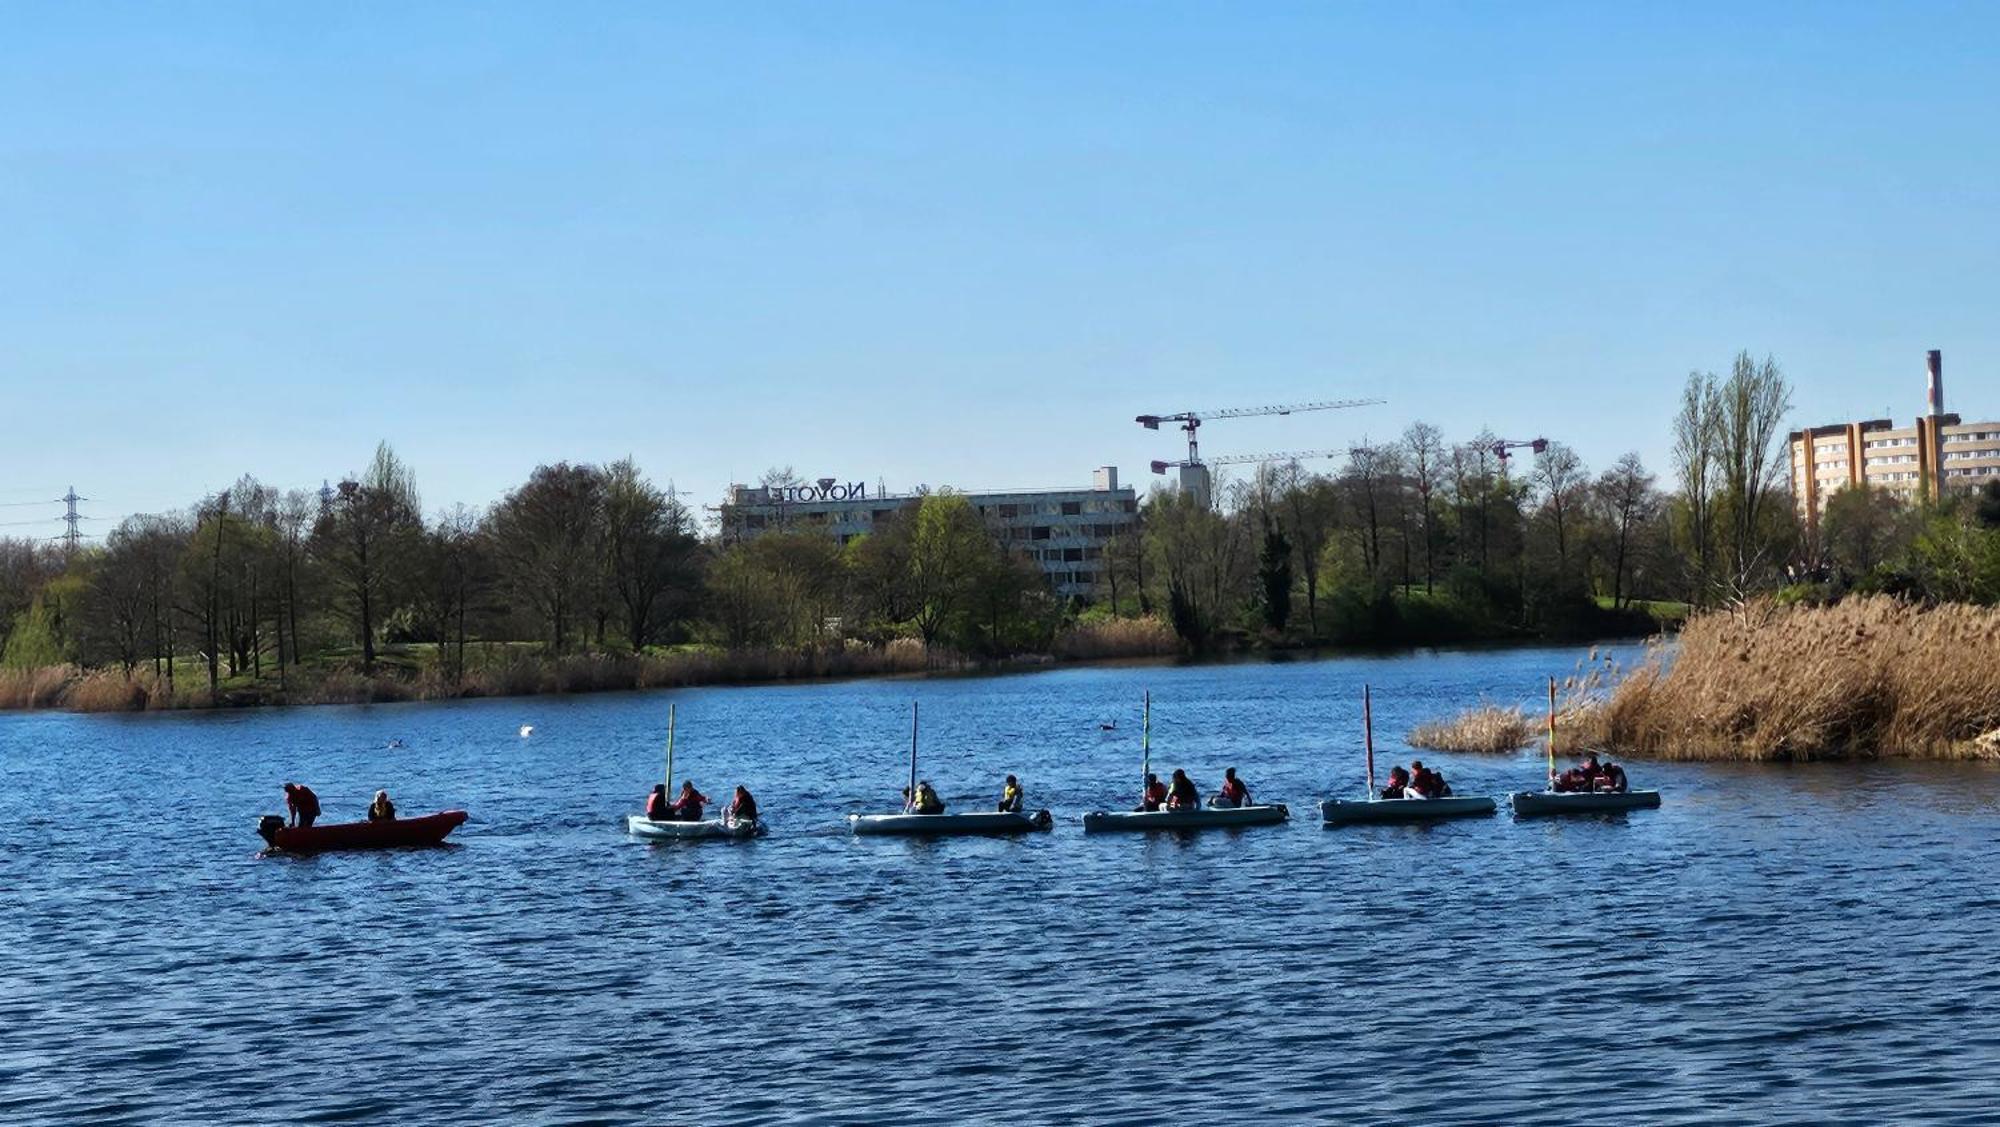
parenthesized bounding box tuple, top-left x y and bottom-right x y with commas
(645, 784, 672, 820)
(1165, 769, 1201, 811)
(367, 790, 396, 822)
(283, 782, 320, 828)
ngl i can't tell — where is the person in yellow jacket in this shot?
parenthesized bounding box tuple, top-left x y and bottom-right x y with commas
(996, 775, 1024, 814)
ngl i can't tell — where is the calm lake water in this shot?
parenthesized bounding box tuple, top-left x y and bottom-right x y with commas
(4, 643, 1998, 1125)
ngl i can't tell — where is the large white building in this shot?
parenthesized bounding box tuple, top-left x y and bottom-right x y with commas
(718, 467, 1140, 600)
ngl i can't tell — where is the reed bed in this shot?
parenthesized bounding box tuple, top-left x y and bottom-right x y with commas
(1053, 616, 1179, 661)
(1572, 596, 2000, 760)
(1407, 705, 1533, 754)
(0, 665, 77, 709)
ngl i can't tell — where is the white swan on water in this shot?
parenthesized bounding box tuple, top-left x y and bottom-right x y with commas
(520, 725, 534, 738)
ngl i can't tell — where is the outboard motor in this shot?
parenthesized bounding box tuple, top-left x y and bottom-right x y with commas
(256, 815, 285, 847)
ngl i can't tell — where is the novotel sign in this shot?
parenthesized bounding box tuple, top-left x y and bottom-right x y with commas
(770, 478, 869, 503)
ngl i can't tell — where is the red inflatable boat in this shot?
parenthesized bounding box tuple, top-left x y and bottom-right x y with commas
(257, 810, 468, 853)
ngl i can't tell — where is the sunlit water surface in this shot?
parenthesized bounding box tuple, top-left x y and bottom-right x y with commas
(4, 644, 1998, 1125)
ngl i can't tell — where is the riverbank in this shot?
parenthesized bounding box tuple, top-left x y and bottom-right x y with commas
(1415, 597, 2000, 761)
(0, 617, 1186, 713)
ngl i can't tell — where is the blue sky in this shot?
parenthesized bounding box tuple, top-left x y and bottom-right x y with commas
(4, 2, 1997, 535)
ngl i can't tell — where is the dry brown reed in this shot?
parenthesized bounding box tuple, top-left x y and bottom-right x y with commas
(63, 669, 154, 712)
(0, 664, 76, 709)
(1572, 596, 2000, 760)
(1053, 616, 1180, 661)
(1408, 705, 1533, 754)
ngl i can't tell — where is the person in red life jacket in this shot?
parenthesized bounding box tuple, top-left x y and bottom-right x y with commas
(1381, 766, 1411, 799)
(1552, 767, 1588, 793)
(1579, 753, 1605, 791)
(670, 780, 711, 822)
(726, 785, 759, 825)
(1165, 769, 1201, 811)
(282, 782, 320, 828)
(1136, 772, 1168, 812)
(1215, 767, 1251, 808)
(645, 784, 672, 821)
(1598, 760, 1629, 793)
(1408, 760, 1442, 799)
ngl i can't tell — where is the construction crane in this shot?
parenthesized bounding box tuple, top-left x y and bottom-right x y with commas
(1149, 449, 1347, 475)
(1489, 438, 1549, 463)
(1136, 398, 1383, 508)
(1136, 398, 1384, 466)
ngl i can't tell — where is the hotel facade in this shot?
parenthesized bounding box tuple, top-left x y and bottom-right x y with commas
(1789, 351, 2000, 534)
(717, 467, 1140, 600)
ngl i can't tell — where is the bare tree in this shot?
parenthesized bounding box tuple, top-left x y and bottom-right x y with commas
(1593, 453, 1659, 608)
(488, 462, 606, 652)
(1715, 351, 1794, 593)
(1402, 423, 1446, 593)
(315, 442, 422, 673)
(1531, 441, 1588, 578)
(1672, 371, 1723, 601)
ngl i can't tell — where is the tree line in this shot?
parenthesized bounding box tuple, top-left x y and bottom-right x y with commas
(8, 351, 1999, 699)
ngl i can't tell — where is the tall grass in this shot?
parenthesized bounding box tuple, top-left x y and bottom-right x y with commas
(1408, 705, 1533, 754)
(1054, 616, 1179, 661)
(1574, 596, 2000, 760)
(0, 665, 76, 709)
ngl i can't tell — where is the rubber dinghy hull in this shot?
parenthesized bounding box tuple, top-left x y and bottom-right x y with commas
(1510, 790, 1662, 817)
(626, 814, 766, 840)
(259, 810, 468, 853)
(848, 810, 1054, 836)
(1079, 804, 1289, 833)
(1319, 796, 1497, 825)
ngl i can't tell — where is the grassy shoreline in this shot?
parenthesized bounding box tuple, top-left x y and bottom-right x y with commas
(0, 619, 1187, 714)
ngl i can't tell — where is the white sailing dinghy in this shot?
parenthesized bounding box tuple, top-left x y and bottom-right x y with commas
(1080, 692, 1289, 834)
(626, 704, 766, 841)
(847, 703, 1054, 837)
(1320, 685, 1497, 826)
(1509, 677, 1661, 817)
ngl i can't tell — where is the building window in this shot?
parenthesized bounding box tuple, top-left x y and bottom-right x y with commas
(1061, 501, 1082, 516)
(1031, 526, 1051, 540)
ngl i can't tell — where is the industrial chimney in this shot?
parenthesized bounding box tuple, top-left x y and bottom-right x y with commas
(1927, 349, 1944, 417)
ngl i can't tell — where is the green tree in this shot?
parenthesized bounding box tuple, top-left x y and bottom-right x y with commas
(907, 492, 988, 651)
(1, 597, 65, 669)
(1257, 513, 1292, 632)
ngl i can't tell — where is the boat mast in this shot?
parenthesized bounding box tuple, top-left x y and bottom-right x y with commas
(665, 703, 676, 795)
(1363, 684, 1374, 798)
(1546, 676, 1557, 784)
(1141, 690, 1151, 804)
(907, 701, 919, 813)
